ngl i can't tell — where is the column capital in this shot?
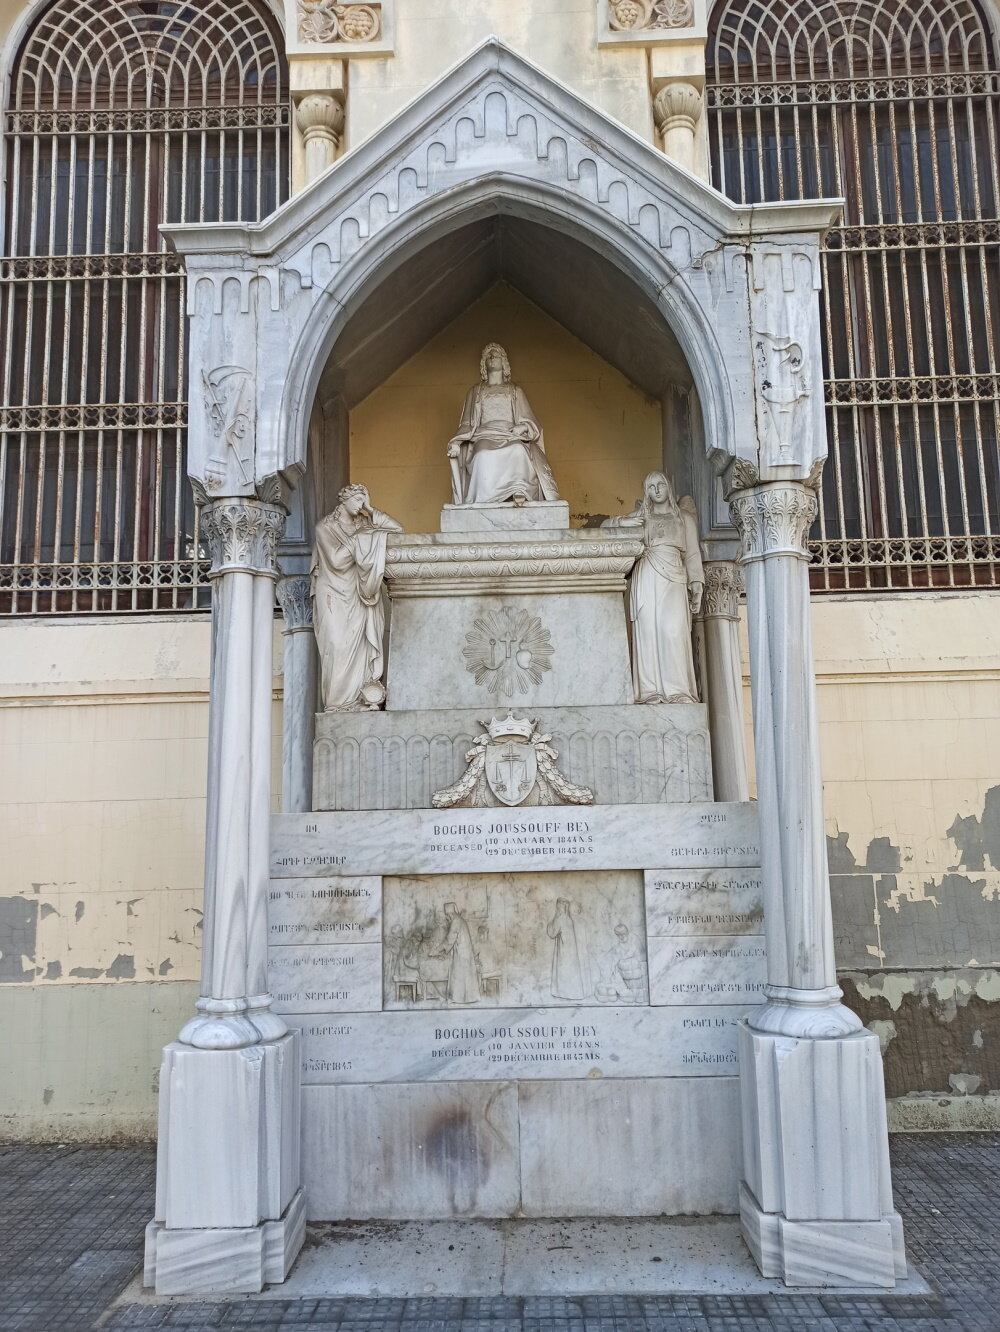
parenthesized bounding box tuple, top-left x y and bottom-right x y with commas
(294, 90, 345, 144)
(699, 560, 744, 621)
(201, 498, 286, 578)
(653, 79, 703, 138)
(729, 481, 817, 564)
(277, 574, 314, 632)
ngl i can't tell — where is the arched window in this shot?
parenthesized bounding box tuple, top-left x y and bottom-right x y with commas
(0, 0, 289, 613)
(708, 0, 1000, 589)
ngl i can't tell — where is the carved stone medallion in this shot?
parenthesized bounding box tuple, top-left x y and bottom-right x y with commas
(462, 606, 553, 698)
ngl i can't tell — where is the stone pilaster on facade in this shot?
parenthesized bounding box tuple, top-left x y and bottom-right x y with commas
(653, 80, 704, 175)
(729, 479, 903, 1286)
(294, 91, 345, 183)
(277, 574, 318, 814)
(145, 495, 305, 1296)
(697, 560, 749, 803)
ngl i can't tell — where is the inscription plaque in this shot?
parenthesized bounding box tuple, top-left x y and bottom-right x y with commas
(648, 935, 767, 1005)
(271, 803, 760, 878)
(268, 876, 381, 945)
(268, 942, 382, 1013)
(284, 1004, 753, 1083)
(644, 868, 763, 937)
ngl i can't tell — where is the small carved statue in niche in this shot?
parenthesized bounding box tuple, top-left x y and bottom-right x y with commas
(311, 483, 402, 712)
(602, 471, 703, 704)
(446, 342, 560, 505)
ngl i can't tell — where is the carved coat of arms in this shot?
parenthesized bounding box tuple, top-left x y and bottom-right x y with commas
(432, 713, 594, 809)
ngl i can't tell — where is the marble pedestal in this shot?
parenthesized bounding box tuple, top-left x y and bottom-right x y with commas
(383, 527, 642, 712)
(144, 1033, 305, 1294)
(738, 1023, 906, 1287)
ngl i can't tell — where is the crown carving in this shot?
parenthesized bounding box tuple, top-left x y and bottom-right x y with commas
(485, 711, 536, 743)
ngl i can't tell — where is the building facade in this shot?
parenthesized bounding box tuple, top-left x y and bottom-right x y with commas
(1, 0, 998, 1153)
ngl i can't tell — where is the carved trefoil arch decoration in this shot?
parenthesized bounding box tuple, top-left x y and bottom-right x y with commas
(164, 38, 838, 508)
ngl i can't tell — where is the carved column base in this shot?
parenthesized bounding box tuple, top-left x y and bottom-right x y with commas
(739, 1022, 906, 1287)
(750, 985, 863, 1040)
(144, 1033, 303, 1294)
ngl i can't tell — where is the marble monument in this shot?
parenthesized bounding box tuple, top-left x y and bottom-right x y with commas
(149, 47, 903, 1291)
(263, 366, 774, 1231)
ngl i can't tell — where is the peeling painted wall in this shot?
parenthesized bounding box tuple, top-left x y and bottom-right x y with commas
(0, 617, 282, 1140)
(811, 592, 1000, 1126)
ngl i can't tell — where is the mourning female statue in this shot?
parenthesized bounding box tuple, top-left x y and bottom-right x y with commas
(311, 483, 402, 712)
(602, 472, 704, 704)
(446, 342, 560, 505)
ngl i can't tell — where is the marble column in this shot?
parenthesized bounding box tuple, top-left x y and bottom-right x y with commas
(653, 81, 703, 176)
(730, 480, 904, 1287)
(277, 575, 317, 814)
(698, 561, 750, 804)
(145, 497, 305, 1295)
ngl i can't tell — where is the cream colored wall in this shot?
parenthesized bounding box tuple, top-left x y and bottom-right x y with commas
(348, 282, 664, 533)
(0, 616, 283, 1139)
(344, 1, 654, 150)
(811, 594, 1000, 894)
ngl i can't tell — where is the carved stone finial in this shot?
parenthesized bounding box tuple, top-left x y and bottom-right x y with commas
(653, 81, 703, 138)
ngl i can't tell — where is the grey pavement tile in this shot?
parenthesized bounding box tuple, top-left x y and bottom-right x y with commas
(2, 1136, 1000, 1331)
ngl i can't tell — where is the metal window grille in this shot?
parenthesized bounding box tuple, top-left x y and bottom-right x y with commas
(708, 0, 1000, 590)
(0, 0, 289, 614)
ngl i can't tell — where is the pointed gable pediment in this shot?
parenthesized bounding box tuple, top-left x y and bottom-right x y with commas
(164, 37, 839, 495)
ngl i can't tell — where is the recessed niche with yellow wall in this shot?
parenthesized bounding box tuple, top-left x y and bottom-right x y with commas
(348, 282, 663, 533)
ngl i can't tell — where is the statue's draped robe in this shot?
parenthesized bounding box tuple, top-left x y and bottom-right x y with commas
(451, 382, 559, 503)
(608, 505, 703, 704)
(311, 508, 399, 710)
(442, 913, 481, 1004)
(547, 906, 585, 1000)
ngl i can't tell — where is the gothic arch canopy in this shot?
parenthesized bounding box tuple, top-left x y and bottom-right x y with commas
(162, 36, 840, 502)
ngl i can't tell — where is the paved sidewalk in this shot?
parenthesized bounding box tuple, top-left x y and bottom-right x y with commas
(1, 1135, 997, 1331)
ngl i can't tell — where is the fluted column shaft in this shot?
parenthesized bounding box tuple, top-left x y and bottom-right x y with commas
(277, 575, 317, 814)
(698, 561, 750, 803)
(730, 482, 861, 1039)
(180, 497, 288, 1050)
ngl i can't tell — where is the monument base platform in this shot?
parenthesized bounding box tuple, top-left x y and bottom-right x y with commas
(127, 1213, 929, 1301)
(144, 1190, 306, 1295)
